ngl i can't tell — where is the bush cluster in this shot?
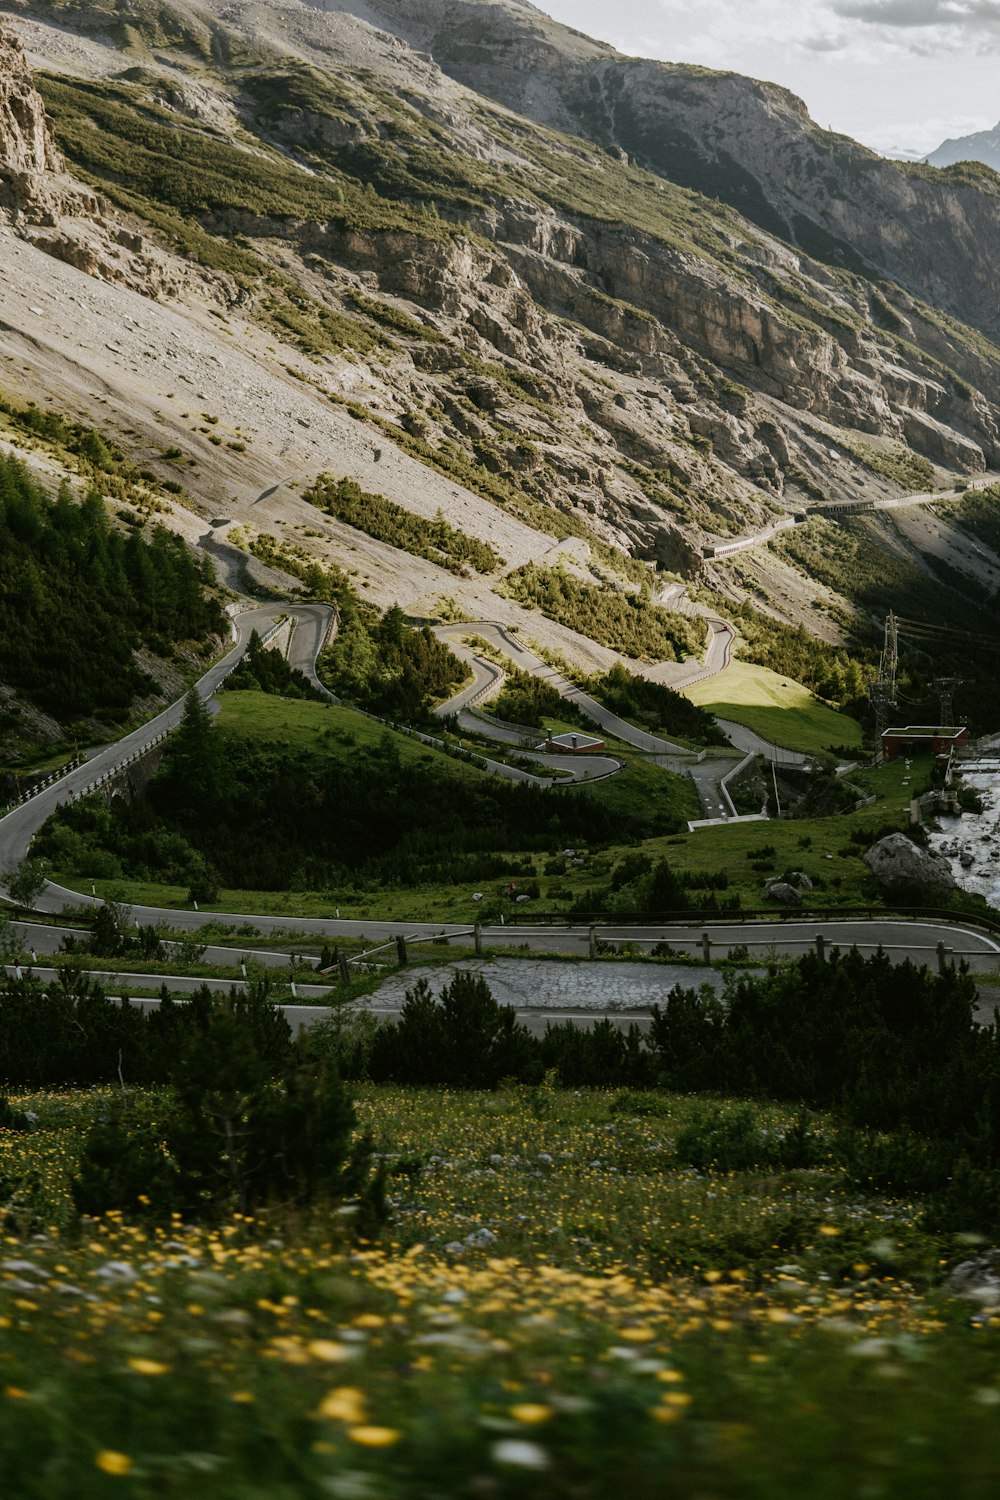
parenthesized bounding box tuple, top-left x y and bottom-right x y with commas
(570, 853, 741, 916)
(0, 972, 383, 1229)
(489, 662, 584, 729)
(223, 629, 325, 700)
(500, 564, 700, 663)
(308, 475, 501, 575)
(590, 663, 726, 744)
(319, 603, 466, 723)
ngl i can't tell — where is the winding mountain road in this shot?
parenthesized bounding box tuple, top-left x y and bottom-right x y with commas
(8, 917, 998, 981)
(433, 621, 690, 755)
(431, 629, 625, 782)
(5, 585, 993, 984)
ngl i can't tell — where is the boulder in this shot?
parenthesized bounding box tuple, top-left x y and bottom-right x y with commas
(863, 833, 956, 900)
(766, 880, 803, 906)
(948, 1251, 1000, 1302)
(787, 871, 813, 891)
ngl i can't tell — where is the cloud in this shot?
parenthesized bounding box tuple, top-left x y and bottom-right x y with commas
(833, 0, 1000, 30)
(799, 30, 851, 49)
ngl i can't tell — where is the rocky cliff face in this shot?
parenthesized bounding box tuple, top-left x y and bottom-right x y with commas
(0, 25, 204, 297)
(0, 28, 60, 207)
(362, 0, 1000, 342)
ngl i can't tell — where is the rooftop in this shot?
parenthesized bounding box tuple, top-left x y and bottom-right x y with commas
(883, 725, 965, 737)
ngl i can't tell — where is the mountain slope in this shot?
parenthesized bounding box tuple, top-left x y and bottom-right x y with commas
(928, 124, 1000, 176)
(1, 1, 999, 732)
(357, 0, 1000, 340)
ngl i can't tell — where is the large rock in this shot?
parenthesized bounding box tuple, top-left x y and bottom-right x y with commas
(0, 31, 59, 187)
(863, 833, 956, 900)
(948, 1251, 1000, 1302)
(765, 880, 803, 907)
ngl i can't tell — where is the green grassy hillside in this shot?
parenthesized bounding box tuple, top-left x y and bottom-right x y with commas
(36, 690, 699, 916)
(685, 660, 863, 753)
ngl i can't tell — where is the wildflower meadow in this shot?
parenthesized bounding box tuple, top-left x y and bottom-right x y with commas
(2, 1081, 1000, 1498)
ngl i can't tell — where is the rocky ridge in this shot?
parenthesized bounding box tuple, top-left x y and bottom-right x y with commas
(0, 26, 201, 297)
(928, 124, 1000, 176)
(361, 0, 1000, 341)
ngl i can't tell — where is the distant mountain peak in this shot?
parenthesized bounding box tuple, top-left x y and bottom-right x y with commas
(927, 122, 1000, 174)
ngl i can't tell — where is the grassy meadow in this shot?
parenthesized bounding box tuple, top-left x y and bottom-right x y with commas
(684, 660, 864, 754)
(57, 756, 923, 923)
(2, 1083, 999, 1497)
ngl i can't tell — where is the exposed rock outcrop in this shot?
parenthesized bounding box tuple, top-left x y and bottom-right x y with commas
(0, 28, 60, 210)
(0, 28, 198, 300)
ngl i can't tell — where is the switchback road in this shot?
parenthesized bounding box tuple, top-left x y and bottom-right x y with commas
(434, 621, 689, 755)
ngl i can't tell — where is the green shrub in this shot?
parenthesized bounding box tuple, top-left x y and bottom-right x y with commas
(369, 972, 540, 1088)
(499, 564, 700, 662)
(72, 994, 384, 1226)
(307, 475, 502, 575)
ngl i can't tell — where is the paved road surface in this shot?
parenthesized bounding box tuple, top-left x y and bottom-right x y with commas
(666, 620, 734, 690)
(431, 628, 635, 782)
(9, 922, 322, 970)
(13, 907, 996, 969)
(714, 719, 811, 767)
(432, 634, 503, 716)
(12, 922, 999, 1032)
(435, 621, 689, 754)
(284, 608, 337, 698)
(0, 603, 335, 881)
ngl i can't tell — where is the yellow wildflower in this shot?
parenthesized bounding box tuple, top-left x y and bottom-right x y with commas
(308, 1340, 350, 1363)
(510, 1403, 553, 1425)
(348, 1426, 401, 1448)
(95, 1451, 133, 1476)
(317, 1387, 366, 1424)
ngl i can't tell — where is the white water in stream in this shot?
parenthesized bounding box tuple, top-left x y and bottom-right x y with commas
(927, 757, 1000, 910)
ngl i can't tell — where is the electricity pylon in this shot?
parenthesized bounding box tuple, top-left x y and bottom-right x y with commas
(870, 612, 899, 738)
(933, 675, 962, 727)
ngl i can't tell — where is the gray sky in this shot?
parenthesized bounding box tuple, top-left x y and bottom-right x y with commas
(535, 1, 1000, 157)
